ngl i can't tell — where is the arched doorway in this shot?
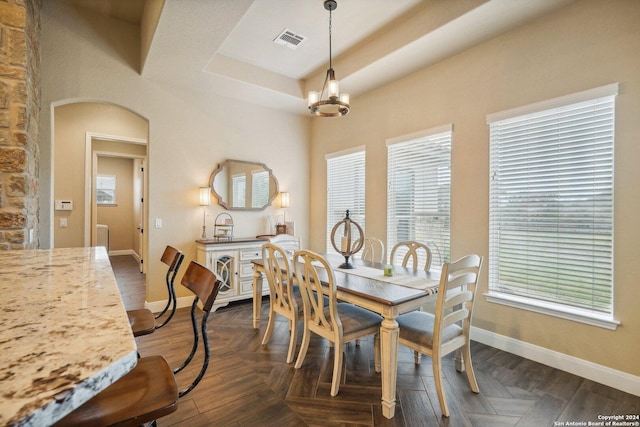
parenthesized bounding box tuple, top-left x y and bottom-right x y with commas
(52, 101, 149, 272)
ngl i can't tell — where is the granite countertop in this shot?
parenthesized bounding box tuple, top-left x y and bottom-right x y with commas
(0, 247, 138, 426)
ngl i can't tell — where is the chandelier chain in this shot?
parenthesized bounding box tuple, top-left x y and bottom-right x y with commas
(329, 6, 332, 70)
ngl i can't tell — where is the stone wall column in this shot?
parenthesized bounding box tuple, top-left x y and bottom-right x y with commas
(0, 0, 41, 250)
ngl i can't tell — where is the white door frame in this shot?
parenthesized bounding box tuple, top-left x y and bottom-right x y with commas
(84, 132, 148, 271)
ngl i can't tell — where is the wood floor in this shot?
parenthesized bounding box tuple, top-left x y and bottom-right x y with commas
(110, 255, 640, 426)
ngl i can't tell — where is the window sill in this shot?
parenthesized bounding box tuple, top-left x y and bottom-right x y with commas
(97, 203, 118, 207)
(484, 291, 620, 330)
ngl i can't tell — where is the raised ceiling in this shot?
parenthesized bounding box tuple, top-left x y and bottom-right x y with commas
(65, 0, 575, 115)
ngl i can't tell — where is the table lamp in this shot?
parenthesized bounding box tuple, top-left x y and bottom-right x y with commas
(199, 187, 211, 238)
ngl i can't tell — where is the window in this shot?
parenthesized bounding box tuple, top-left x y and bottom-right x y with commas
(487, 84, 618, 329)
(96, 175, 117, 205)
(232, 174, 246, 208)
(251, 170, 269, 208)
(326, 147, 365, 254)
(387, 125, 452, 266)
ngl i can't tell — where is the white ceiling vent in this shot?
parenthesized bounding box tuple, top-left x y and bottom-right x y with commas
(273, 29, 306, 50)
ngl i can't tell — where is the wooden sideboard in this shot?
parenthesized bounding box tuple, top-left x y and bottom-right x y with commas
(196, 237, 269, 311)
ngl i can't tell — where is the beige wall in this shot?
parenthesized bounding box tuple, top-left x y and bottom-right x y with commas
(309, 0, 640, 377)
(96, 156, 135, 252)
(40, 1, 310, 303)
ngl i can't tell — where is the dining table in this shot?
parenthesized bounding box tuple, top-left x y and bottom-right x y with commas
(0, 247, 138, 426)
(251, 253, 444, 419)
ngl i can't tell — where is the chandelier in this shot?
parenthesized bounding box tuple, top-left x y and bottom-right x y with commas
(308, 0, 350, 117)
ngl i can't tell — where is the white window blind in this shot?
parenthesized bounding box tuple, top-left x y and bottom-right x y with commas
(488, 85, 617, 322)
(232, 174, 246, 208)
(251, 170, 269, 208)
(387, 126, 451, 266)
(326, 148, 365, 254)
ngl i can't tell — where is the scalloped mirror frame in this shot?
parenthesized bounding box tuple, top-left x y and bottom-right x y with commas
(209, 159, 279, 211)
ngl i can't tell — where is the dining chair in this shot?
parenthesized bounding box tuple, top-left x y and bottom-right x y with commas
(55, 261, 222, 426)
(268, 233, 301, 253)
(127, 245, 184, 337)
(390, 240, 433, 272)
(396, 254, 483, 417)
(293, 250, 383, 397)
(360, 236, 385, 263)
(261, 243, 303, 363)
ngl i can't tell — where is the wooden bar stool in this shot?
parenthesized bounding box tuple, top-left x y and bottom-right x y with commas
(55, 261, 222, 426)
(127, 246, 184, 337)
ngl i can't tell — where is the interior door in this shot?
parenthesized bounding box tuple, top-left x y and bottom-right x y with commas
(134, 159, 145, 273)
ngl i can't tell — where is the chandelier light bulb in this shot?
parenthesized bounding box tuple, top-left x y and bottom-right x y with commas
(308, 91, 319, 107)
(328, 79, 339, 98)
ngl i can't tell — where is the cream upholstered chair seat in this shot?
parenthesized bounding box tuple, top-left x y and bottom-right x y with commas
(396, 311, 463, 348)
(396, 253, 483, 417)
(332, 303, 383, 334)
(293, 250, 382, 397)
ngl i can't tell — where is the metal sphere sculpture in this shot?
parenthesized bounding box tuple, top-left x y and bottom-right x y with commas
(330, 210, 364, 269)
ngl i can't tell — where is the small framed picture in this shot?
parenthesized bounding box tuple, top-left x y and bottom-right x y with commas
(276, 224, 287, 235)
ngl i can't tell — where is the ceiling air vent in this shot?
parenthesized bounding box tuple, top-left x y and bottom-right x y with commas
(273, 29, 306, 50)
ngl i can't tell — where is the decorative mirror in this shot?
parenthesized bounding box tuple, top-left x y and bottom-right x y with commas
(210, 159, 279, 210)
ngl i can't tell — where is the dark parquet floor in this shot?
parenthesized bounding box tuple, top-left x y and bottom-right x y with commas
(110, 255, 640, 427)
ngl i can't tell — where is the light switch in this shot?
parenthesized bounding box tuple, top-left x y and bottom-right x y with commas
(155, 218, 162, 229)
(60, 218, 68, 228)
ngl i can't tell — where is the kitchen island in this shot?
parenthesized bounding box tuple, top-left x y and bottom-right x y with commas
(0, 247, 137, 426)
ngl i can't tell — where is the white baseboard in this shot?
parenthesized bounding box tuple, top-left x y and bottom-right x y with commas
(108, 249, 134, 256)
(471, 327, 640, 397)
(145, 296, 193, 313)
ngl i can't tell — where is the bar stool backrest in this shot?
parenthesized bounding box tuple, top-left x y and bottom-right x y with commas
(173, 261, 222, 397)
(155, 246, 185, 328)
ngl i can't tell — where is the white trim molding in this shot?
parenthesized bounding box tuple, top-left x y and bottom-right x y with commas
(484, 292, 620, 331)
(471, 327, 640, 397)
(486, 83, 619, 123)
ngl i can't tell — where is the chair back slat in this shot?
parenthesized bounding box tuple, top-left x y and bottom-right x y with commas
(443, 289, 473, 310)
(361, 237, 385, 264)
(390, 241, 432, 272)
(263, 243, 296, 313)
(294, 250, 340, 336)
(442, 308, 470, 329)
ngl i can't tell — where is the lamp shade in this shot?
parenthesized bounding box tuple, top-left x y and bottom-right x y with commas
(280, 192, 290, 208)
(199, 187, 211, 206)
